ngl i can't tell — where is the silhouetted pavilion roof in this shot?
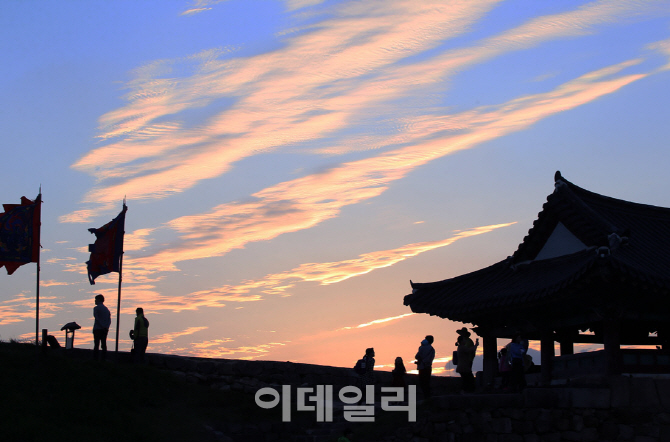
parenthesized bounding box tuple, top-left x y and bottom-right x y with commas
(404, 171, 670, 329)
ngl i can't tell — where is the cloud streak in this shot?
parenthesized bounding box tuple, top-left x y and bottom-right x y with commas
(0, 294, 59, 326)
(169, 311, 417, 360)
(64, 0, 501, 218)
(60, 1, 670, 302)
(124, 58, 644, 278)
(134, 222, 513, 312)
(66, 0, 668, 222)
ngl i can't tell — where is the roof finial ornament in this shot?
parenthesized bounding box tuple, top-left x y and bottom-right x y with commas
(597, 246, 611, 258)
(554, 170, 567, 191)
(608, 232, 628, 251)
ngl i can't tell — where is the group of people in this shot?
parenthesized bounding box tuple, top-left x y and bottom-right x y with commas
(453, 327, 531, 393)
(92, 294, 149, 363)
(355, 334, 437, 401)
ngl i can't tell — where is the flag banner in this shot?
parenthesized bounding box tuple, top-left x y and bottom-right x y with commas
(0, 194, 41, 275)
(86, 204, 127, 285)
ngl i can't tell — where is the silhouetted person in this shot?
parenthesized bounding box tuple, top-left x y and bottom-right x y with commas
(133, 307, 149, 363)
(392, 356, 407, 404)
(455, 327, 478, 393)
(392, 356, 407, 388)
(509, 334, 526, 392)
(356, 347, 375, 402)
(415, 335, 435, 399)
(498, 347, 511, 390)
(92, 294, 111, 361)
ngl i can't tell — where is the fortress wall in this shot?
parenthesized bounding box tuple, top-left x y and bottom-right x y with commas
(143, 352, 670, 441)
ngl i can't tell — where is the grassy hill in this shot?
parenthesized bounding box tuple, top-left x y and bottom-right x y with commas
(0, 341, 280, 442)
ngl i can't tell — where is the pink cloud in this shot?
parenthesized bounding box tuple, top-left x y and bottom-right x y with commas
(130, 222, 513, 312)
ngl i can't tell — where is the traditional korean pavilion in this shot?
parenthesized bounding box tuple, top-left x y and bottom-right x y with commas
(404, 171, 670, 385)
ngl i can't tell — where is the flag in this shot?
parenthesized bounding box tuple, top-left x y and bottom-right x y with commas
(0, 194, 41, 275)
(86, 204, 127, 285)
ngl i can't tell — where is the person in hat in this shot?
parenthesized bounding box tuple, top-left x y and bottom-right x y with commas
(414, 335, 435, 399)
(455, 327, 478, 393)
(92, 294, 111, 361)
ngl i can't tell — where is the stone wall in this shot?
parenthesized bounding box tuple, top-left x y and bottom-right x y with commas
(142, 352, 670, 442)
(421, 380, 670, 442)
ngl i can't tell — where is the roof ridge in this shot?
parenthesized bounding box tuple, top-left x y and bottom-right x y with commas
(553, 173, 624, 236)
(556, 170, 670, 215)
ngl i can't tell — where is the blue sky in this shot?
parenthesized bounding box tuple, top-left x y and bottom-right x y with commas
(2, 0, 670, 373)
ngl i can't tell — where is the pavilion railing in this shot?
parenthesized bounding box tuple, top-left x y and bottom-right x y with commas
(551, 349, 670, 378)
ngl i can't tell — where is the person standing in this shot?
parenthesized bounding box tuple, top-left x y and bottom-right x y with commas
(391, 356, 407, 404)
(509, 334, 527, 392)
(356, 347, 375, 403)
(498, 347, 512, 390)
(391, 356, 407, 388)
(415, 335, 435, 399)
(92, 294, 111, 361)
(455, 327, 478, 393)
(133, 307, 149, 363)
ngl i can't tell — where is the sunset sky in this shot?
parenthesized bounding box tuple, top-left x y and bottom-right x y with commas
(2, 0, 670, 375)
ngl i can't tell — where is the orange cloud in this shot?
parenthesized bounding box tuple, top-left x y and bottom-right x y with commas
(171, 339, 286, 359)
(151, 326, 209, 344)
(61, 1, 667, 291)
(135, 222, 513, 312)
(164, 310, 433, 360)
(66, 0, 667, 224)
(338, 313, 415, 331)
(0, 293, 59, 326)
(123, 57, 642, 278)
(65, 1, 500, 220)
(41, 280, 73, 287)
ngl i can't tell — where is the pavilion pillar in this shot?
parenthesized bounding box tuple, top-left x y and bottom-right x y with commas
(603, 318, 622, 375)
(560, 340, 574, 356)
(482, 334, 498, 390)
(540, 331, 555, 386)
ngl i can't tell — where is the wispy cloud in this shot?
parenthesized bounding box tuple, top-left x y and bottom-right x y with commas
(648, 36, 670, 71)
(0, 293, 59, 325)
(65, 0, 501, 218)
(42, 280, 73, 287)
(124, 58, 643, 278)
(181, 0, 229, 16)
(67, 0, 667, 221)
(151, 326, 208, 344)
(64, 0, 669, 286)
(171, 310, 417, 359)
(136, 222, 513, 311)
(339, 313, 415, 330)
(176, 339, 286, 359)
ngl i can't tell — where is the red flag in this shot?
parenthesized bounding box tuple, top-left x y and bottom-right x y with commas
(0, 194, 41, 275)
(86, 204, 127, 285)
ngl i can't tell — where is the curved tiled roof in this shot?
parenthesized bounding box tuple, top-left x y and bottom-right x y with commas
(404, 171, 670, 326)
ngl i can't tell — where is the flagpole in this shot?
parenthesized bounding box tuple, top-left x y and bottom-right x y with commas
(35, 191, 42, 347)
(115, 252, 123, 353)
(36, 256, 40, 346)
